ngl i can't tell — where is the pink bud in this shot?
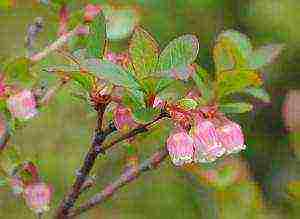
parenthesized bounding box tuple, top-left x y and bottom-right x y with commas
(84, 4, 102, 22)
(7, 90, 38, 120)
(217, 121, 246, 154)
(76, 25, 90, 36)
(105, 52, 118, 64)
(0, 75, 7, 97)
(113, 105, 138, 131)
(23, 183, 53, 214)
(191, 118, 225, 163)
(153, 96, 165, 109)
(167, 129, 195, 166)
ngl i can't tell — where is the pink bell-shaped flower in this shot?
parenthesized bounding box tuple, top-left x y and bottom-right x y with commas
(217, 120, 246, 154)
(23, 183, 53, 214)
(7, 90, 38, 120)
(84, 4, 102, 22)
(167, 129, 195, 166)
(113, 105, 138, 132)
(191, 118, 225, 163)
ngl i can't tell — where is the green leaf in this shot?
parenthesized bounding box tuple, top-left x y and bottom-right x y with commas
(214, 30, 252, 72)
(219, 102, 253, 114)
(217, 69, 262, 99)
(177, 98, 198, 110)
(244, 87, 271, 103)
(82, 59, 141, 89)
(0, 0, 14, 9)
(158, 35, 199, 75)
(123, 89, 146, 111)
(287, 181, 300, 199)
(104, 7, 138, 41)
(129, 27, 159, 79)
(192, 66, 212, 102)
(71, 72, 94, 91)
(248, 44, 284, 69)
(132, 107, 160, 124)
(86, 14, 106, 58)
(0, 178, 7, 187)
(4, 57, 32, 83)
(155, 77, 174, 94)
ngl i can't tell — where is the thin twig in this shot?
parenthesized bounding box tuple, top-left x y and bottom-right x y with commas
(30, 25, 81, 63)
(68, 146, 168, 218)
(103, 112, 169, 151)
(37, 79, 69, 107)
(55, 105, 114, 219)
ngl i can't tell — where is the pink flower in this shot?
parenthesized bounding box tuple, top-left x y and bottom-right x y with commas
(7, 90, 38, 120)
(76, 25, 90, 36)
(0, 75, 7, 98)
(23, 183, 53, 214)
(217, 121, 246, 154)
(167, 129, 195, 166)
(84, 4, 102, 22)
(191, 118, 225, 163)
(153, 96, 165, 109)
(113, 105, 138, 131)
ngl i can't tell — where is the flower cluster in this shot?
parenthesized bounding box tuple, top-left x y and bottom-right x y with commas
(8, 162, 52, 214)
(7, 89, 38, 120)
(167, 106, 246, 166)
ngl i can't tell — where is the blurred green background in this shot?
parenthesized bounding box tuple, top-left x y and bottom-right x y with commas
(1, 0, 300, 218)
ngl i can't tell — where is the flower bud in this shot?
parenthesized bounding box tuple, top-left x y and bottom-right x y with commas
(23, 183, 53, 214)
(113, 105, 138, 131)
(217, 121, 246, 154)
(167, 129, 195, 166)
(7, 90, 38, 120)
(84, 4, 102, 22)
(191, 118, 225, 163)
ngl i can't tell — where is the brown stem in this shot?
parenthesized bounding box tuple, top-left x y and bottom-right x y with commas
(30, 25, 81, 63)
(67, 146, 168, 218)
(55, 104, 112, 218)
(103, 111, 168, 151)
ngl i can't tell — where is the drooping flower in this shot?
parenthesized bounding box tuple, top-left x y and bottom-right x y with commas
(113, 105, 138, 131)
(7, 90, 38, 120)
(167, 129, 195, 166)
(191, 118, 225, 163)
(23, 183, 53, 214)
(216, 120, 246, 154)
(84, 4, 102, 22)
(153, 96, 165, 109)
(166, 104, 192, 129)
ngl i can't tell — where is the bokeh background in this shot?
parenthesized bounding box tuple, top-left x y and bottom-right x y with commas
(1, 0, 300, 218)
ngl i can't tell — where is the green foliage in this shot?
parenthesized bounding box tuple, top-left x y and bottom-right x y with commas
(132, 107, 160, 124)
(219, 102, 253, 114)
(86, 14, 106, 58)
(129, 27, 159, 79)
(122, 89, 146, 110)
(103, 6, 138, 41)
(0, 0, 13, 9)
(71, 72, 94, 92)
(82, 58, 141, 90)
(244, 87, 271, 103)
(4, 57, 32, 84)
(248, 44, 284, 69)
(192, 65, 212, 102)
(213, 30, 252, 72)
(216, 69, 262, 99)
(158, 35, 199, 76)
